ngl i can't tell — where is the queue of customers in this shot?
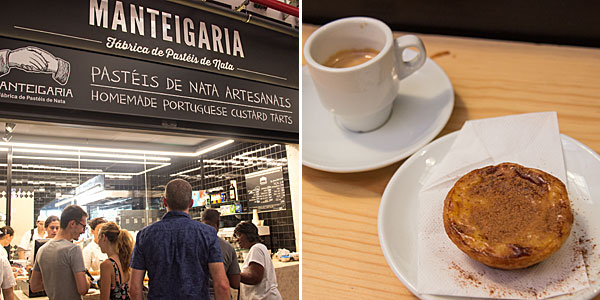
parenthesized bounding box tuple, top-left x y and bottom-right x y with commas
(0, 178, 282, 300)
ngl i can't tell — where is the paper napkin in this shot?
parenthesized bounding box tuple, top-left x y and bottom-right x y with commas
(417, 112, 589, 299)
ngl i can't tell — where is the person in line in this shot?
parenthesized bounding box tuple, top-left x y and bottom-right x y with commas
(44, 216, 60, 239)
(201, 209, 241, 300)
(0, 255, 15, 300)
(0, 227, 14, 259)
(83, 217, 108, 275)
(18, 215, 46, 262)
(98, 222, 133, 300)
(30, 205, 91, 300)
(235, 221, 282, 300)
(129, 179, 230, 300)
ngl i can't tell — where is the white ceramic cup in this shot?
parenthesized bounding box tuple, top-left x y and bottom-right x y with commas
(304, 17, 427, 132)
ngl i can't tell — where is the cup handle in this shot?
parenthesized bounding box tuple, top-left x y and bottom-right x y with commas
(394, 35, 427, 80)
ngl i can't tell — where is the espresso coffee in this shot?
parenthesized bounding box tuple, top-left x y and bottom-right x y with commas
(322, 48, 379, 68)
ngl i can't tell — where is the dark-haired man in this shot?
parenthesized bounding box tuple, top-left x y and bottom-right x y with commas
(30, 205, 90, 300)
(202, 209, 241, 299)
(130, 179, 230, 300)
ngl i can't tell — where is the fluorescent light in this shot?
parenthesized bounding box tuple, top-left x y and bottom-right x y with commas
(170, 166, 202, 177)
(78, 190, 111, 206)
(193, 140, 234, 156)
(57, 185, 106, 207)
(143, 163, 171, 174)
(0, 139, 234, 159)
(105, 175, 133, 179)
(2, 141, 196, 157)
(4, 147, 171, 161)
(12, 155, 166, 165)
(104, 198, 128, 205)
(6, 162, 170, 177)
(168, 140, 234, 176)
(12, 163, 103, 172)
(78, 185, 104, 197)
(12, 169, 104, 175)
(77, 190, 105, 206)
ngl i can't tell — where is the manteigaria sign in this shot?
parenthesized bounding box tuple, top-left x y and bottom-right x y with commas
(0, 0, 298, 135)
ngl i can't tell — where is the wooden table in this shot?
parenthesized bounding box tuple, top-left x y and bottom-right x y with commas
(302, 24, 600, 299)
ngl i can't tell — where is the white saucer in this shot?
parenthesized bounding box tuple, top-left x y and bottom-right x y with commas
(302, 57, 454, 173)
(378, 132, 600, 300)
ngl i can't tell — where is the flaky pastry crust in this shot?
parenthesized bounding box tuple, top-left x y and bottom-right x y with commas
(443, 163, 573, 269)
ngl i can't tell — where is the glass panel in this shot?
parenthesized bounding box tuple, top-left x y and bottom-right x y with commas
(1, 120, 297, 268)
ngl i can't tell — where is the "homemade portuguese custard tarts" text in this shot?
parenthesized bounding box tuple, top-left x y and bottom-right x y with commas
(443, 162, 573, 269)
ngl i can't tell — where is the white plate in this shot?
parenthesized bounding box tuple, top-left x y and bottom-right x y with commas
(302, 54, 454, 173)
(378, 132, 600, 300)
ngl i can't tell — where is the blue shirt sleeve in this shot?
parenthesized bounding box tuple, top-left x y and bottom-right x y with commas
(130, 230, 146, 270)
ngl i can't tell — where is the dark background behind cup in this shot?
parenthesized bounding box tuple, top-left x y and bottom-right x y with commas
(303, 0, 600, 48)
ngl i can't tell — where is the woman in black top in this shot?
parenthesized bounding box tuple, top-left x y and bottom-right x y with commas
(98, 222, 133, 300)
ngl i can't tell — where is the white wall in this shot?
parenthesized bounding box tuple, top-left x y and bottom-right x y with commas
(285, 144, 299, 250)
(0, 190, 35, 248)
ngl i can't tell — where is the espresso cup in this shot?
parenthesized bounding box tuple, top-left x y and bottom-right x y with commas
(304, 17, 427, 132)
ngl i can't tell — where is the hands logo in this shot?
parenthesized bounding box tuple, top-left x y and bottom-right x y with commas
(0, 46, 71, 85)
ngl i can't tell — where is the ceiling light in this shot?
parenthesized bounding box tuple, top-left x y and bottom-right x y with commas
(105, 175, 133, 180)
(0, 139, 234, 158)
(193, 139, 234, 156)
(11, 163, 103, 172)
(170, 166, 203, 177)
(104, 198, 128, 205)
(4, 123, 15, 133)
(2, 141, 196, 157)
(77, 190, 108, 206)
(12, 155, 166, 165)
(0, 147, 170, 161)
(143, 163, 171, 174)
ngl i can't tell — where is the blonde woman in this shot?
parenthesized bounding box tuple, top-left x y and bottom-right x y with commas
(98, 222, 133, 300)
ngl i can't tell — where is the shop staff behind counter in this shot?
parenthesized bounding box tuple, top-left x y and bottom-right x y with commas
(235, 222, 282, 300)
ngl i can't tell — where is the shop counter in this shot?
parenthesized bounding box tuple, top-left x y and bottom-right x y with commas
(14, 258, 299, 300)
(14, 290, 100, 300)
(273, 259, 299, 300)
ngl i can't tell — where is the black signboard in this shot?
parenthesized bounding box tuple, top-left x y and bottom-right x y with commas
(245, 167, 286, 212)
(0, 0, 298, 89)
(0, 37, 297, 133)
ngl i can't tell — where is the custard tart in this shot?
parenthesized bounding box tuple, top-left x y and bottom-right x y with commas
(443, 163, 573, 269)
